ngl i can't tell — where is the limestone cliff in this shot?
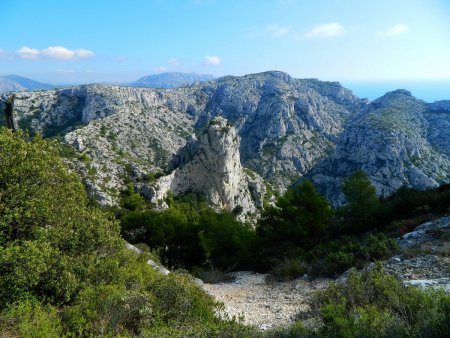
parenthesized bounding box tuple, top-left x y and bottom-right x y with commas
(0, 71, 363, 206)
(140, 117, 265, 221)
(1, 72, 449, 208)
(307, 90, 450, 205)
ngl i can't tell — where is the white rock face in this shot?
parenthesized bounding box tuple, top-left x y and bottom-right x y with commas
(307, 90, 450, 206)
(0, 72, 363, 206)
(144, 117, 264, 220)
(2, 73, 449, 207)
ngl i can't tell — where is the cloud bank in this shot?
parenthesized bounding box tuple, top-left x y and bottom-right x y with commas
(15, 46, 94, 60)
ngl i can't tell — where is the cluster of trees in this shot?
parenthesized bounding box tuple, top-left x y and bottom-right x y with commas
(118, 168, 449, 279)
(119, 190, 256, 271)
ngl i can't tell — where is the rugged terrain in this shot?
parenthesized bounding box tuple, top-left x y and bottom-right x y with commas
(202, 217, 450, 330)
(1, 71, 449, 207)
(307, 90, 450, 205)
(141, 117, 266, 220)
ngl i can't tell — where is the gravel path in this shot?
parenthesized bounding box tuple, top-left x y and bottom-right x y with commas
(201, 217, 450, 330)
(201, 271, 330, 330)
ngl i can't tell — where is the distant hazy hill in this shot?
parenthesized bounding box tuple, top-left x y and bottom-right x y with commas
(130, 72, 214, 88)
(0, 75, 54, 94)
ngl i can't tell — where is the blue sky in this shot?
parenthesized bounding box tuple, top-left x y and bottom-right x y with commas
(1, 0, 450, 89)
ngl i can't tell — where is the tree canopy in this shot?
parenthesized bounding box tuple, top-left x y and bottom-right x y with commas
(341, 169, 380, 231)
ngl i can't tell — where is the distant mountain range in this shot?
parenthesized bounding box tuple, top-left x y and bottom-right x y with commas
(0, 75, 54, 94)
(129, 72, 215, 88)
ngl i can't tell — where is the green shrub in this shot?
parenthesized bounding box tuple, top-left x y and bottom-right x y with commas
(268, 257, 307, 282)
(64, 284, 155, 336)
(264, 321, 309, 338)
(0, 299, 63, 338)
(314, 264, 450, 337)
(365, 233, 399, 260)
(148, 272, 218, 325)
(0, 128, 235, 336)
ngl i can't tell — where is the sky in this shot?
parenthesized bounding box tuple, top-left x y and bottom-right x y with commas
(1, 0, 450, 98)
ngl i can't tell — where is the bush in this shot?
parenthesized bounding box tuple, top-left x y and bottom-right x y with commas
(304, 233, 399, 277)
(267, 257, 307, 282)
(0, 128, 240, 336)
(0, 299, 62, 338)
(313, 264, 450, 337)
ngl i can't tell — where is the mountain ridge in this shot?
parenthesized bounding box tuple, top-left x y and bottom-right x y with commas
(0, 74, 54, 94)
(129, 72, 215, 88)
(1, 70, 448, 207)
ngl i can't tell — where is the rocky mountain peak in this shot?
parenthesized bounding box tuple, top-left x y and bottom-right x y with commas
(257, 70, 295, 84)
(140, 117, 265, 221)
(384, 89, 413, 97)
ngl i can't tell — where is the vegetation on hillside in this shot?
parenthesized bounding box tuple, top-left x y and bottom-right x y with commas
(0, 129, 250, 337)
(266, 264, 450, 337)
(0, 126, 449, 336)
(117, 168, 449, 281)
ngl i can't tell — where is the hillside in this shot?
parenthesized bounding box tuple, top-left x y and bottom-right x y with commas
(307, 90, 450, 205)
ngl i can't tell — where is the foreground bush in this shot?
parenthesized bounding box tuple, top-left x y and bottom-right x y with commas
(267, 265, 450, 338)
(0, 129, 249, 336)
(316, 264, 450, 337)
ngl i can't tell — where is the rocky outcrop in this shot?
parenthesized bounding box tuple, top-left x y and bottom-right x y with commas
(307, 90, 450, 206)
(384, 217, 450, 293)
(125, 242, 170, 275)
(141, 117, 265, 221)
(195, 72, 366, 188)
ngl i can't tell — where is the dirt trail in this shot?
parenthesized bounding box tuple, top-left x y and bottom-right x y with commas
(201, 272, 330, 330)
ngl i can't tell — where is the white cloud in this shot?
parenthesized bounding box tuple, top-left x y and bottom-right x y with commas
(154, 66, 168, 72)
(16, 46, 40, 60)
(41, 46, 76, 59)
(377, 24, 409, 37)
(304, 22, 345, 39)
(265, 24, 292, 38)
(74, 48, 94, 58)
(205, 55, 220, 66)
(15, 46, 94, 60)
